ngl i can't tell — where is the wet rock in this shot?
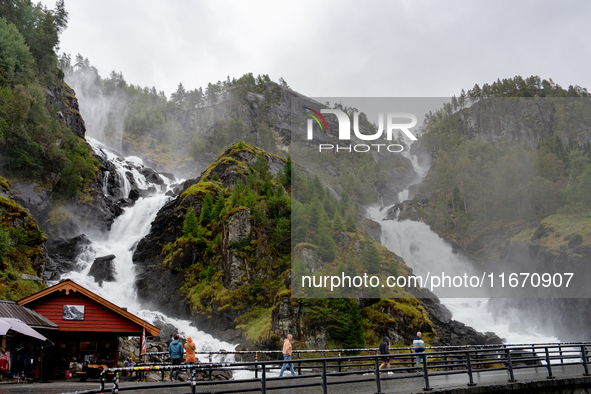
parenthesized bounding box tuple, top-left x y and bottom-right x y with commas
(221, 208, 252, 289)
(212, 370, 232, 380)
(358, 217, 381, 243)
(295, 247, 323, 274)
(45, 234, 92, 279)
(532, 223, 553, 240)
(160, 172, 176, 181)
(10, 182, 52, 219)
(141, 168, 165, 186)
(568, 233, 583, 248)
(21, 274, 43, 281)
(218, 329, 243, 342)
(88, 254, 116, 285)
(152, 316, 180, 343)
(128, 189, 141, 201)
(334, 231, 351, 245)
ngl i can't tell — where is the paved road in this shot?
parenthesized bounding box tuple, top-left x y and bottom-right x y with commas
(0, 364, 589, 393)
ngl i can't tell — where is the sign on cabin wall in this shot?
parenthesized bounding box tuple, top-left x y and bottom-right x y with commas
(63, 305, 85, 320)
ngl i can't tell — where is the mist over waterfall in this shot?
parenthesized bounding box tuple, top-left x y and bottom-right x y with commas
(59, 138, 240, 367)
(368, 153, 558, 345)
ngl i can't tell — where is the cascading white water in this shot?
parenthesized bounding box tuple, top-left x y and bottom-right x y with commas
(367, 206, 557, 343)
(367, 151, 558, 344)
(102, 171, 109, 196)
(115, 167, 131, 199)
(60, 138, 241, 369)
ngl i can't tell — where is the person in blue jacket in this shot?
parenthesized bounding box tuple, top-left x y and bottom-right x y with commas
(168, 334, 185, 381)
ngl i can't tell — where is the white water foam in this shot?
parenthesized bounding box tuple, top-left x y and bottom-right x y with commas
(367, 205, 558, 344)
(60, 140, 242, 370)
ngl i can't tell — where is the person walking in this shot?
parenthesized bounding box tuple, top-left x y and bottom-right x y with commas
(378, 337, 391, 371)
(413, 332, 426, 369)
(279, 334, 296, 377)
(168, 334, 184, 381)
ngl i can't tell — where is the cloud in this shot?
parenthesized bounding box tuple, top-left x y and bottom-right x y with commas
(41, 0, 591, 98)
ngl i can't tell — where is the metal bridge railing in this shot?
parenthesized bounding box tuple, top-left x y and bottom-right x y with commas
(62, 342, 591, 394)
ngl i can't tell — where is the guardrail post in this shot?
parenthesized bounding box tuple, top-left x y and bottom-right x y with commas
(261, 361, 267, 394)
(582, 345, 590, 376)
(111, 373, 119, 394)
(208, 353, 213, 381)
(255, 352, 258, 379)
(374, 356, 382, 394)
(190, 367, 197, 394)
(466, 351, 476, 386)
(322, 360, 328, 394)
(297, 352, 301, 376)
(559, 344, 564, 364)
(505, 348, 517, 382)
(338, 352, 342, 373)
(545, 347, 555, 379)
(422, 354, 432, 391)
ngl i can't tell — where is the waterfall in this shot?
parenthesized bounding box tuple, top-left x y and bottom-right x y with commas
(102, 171, 109, 196)
(367, 152, 558, 344)
(60, 139, 240, 368)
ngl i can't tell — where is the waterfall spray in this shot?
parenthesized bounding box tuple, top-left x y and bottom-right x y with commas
(60, 139, 240, 368)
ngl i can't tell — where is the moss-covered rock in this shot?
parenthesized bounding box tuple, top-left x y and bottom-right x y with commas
(0, 182, 47, 300)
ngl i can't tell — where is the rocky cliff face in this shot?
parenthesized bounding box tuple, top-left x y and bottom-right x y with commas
(45, 81, 86, 139)
(0, 176, 47, 300)
(133, 143, 288, 343)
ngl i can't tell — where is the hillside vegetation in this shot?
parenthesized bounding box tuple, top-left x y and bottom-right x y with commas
(0, 1, 97, 199)
(412, 76, 591, 259)
(0, 176, 46, 300)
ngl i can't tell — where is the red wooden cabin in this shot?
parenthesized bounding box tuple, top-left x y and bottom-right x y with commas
(18, 279, 160, 379)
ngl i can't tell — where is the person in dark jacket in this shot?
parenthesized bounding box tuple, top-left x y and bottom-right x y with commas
(379, 336, 390, 370)
(168, 334, 184, 381)
(413, 332, 426, 369)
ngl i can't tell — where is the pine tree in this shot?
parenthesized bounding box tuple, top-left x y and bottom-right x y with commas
(345, 211, 356, 232)
(332, 211, 345, 233)
(200, 193, 214, 226)
(212, 195, 225, 221)
(317, 226, 336, 262)
(182, 208, 201, 240)
(231, 181, 245, 208)
(364, 242, 380, 274)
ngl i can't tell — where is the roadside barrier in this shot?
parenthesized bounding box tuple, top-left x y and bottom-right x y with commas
(61, 342, 591, 394)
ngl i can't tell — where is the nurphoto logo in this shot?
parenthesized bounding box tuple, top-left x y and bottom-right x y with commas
(305, 108, 418, 153)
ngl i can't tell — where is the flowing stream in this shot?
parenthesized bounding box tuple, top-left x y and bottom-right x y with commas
(60, 138, 248, 376)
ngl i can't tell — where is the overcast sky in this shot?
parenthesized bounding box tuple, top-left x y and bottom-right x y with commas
(41, 0, 591, 98)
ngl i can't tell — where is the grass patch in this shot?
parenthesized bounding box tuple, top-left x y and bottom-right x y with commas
(235, 306, 273, 344)
(531, 214, 591, 253)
